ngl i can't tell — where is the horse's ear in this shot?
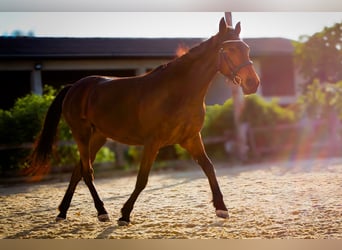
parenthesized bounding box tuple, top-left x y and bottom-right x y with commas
(235, 22, 241, 36)
(219, 17, 227, 34)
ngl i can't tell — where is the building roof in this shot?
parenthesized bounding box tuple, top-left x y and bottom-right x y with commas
(0, 37, 294, 59)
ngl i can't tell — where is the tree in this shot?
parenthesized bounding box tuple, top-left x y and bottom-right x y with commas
(3, 30, 35, 37)
(298, 79, 342, 119)
(294, 22, 342, 88)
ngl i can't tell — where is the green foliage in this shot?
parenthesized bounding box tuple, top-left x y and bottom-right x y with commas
(174, 144, 190, 160)
(203, 95, 295, 137)
(202, 99, 235, 137)
(202, 94, 296, 159)
(0, 88, 55, 145)
(94, 147, 115, 164)
(297, 79, 342, 119)
(0, 86, 116, 175)
(0, 87, 57, 173)
(294, 22, 342, 86)
(124, 146, 143, 170)
(240, 95, 296, 154)
(241, 95, 296, 127)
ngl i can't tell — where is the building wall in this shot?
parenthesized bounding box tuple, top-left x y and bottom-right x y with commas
(260, 55, 295, 96)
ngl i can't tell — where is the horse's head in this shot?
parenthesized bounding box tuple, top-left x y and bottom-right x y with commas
(217, 18, 260, 95)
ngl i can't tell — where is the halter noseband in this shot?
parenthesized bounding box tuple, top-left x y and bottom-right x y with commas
(218, 40, 253, 85)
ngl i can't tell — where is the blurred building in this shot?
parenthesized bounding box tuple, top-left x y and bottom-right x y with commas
(0, 37, 298, 109)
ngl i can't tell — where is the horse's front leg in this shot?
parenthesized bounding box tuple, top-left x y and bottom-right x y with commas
(181, 133, 229, 219)
(118, 142, 160, 226)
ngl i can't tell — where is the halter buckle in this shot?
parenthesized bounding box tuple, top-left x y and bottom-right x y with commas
(233, 75, 242, 85)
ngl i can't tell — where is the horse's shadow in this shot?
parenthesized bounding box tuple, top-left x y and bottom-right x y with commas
(102, 171, 201, 202)
(95, 226, 120, 239)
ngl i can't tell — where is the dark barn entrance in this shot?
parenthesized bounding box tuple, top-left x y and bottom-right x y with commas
(0, 71, 31, 110)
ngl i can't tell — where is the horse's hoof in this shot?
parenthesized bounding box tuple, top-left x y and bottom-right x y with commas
(117, 219, 129, 226)
(216, 210, 229, 219)
(98, 214, 110, 222)
(55, 216, 66, 222)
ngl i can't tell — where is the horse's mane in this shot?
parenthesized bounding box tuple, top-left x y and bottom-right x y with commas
(177, 36, 215, 62)
(146, 34, 219, 77)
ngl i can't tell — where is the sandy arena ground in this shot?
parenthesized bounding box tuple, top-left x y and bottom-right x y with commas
(1, 157, 341, 239)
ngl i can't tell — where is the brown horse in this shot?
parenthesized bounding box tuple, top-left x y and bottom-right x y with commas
(29, 17, 260, 225)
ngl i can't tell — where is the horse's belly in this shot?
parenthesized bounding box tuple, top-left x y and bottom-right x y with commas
(90, 112, 144, 145)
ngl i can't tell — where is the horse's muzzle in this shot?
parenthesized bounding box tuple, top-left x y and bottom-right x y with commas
(242, 78, 259, 95)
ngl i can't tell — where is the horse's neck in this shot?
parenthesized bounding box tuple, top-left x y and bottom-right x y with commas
(169, 38, 219, 102)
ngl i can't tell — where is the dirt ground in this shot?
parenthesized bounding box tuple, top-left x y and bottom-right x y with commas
(1, 157, 341, 239)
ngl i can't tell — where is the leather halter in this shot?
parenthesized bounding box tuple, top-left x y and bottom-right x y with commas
(218, 40, 253, 85)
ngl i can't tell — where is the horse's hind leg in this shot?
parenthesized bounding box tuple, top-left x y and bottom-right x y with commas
(56, 161, 82, 221)
(181, 133, 229, 219)
(78, 128, 109, 221)
(86, 130, 109, 221)
(56, 125, 108, 222)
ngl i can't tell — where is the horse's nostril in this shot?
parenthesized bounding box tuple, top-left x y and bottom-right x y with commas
(246, 79, 254, 88)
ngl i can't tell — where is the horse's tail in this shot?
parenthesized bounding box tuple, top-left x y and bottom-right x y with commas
(25, 85, 72, 179)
